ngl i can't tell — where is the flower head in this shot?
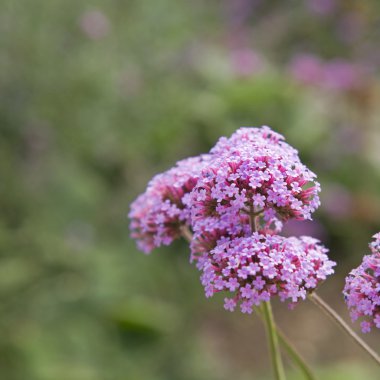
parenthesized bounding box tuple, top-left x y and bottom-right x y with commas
(190, 127, 320, 236)
(129, 155, 210, 253)
(343, 233, 380, 333)
(198, 233, 335, 313)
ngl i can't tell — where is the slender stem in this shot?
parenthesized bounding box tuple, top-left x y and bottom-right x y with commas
(309, 293, 380, 366)
(255, 307, 317, 380)
(277, 330, 317, 380)
(248, 204, 262, 233)
(262, 301, 287, 380)
(180, 225, 193, 243)
(249, 208, 285, 378)
(254, 215, 259, 232)
(249, 205, 256, 232)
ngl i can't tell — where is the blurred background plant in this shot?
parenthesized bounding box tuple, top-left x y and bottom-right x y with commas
(1, 0, 380, 379)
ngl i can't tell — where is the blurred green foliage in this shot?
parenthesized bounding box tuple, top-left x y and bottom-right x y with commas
(1, 0, 380, 379)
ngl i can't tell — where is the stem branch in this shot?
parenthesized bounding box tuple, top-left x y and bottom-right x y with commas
(262, 301, 287, 380)
(277, 330, 316, 380)
(249, 204, 256, 232)
(255, 307, 317, 380)
(309, 293, 380, 366)
(180, 225, 193, 243)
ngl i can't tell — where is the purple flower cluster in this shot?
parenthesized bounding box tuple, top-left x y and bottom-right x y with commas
(199, 233, 335, 313)
(130, 126, 335, 311)
(190, 127, 320, 235)
(343, 233, 380, 333)
(129, 155, 210, 253)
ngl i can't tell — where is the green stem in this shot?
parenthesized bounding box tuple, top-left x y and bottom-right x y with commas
(262, 301, 287, 380)
(309, 293, 380, 366)
(255, 307, 317, 380)
(276, 330, 317, 380)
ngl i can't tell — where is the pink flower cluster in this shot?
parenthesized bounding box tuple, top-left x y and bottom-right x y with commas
(130, 126, 335, 311)
(129, 155, 210, 253)
(199, 233, 335, 313)
(190, 127, 320, 236)
(343, 233, 380, 333)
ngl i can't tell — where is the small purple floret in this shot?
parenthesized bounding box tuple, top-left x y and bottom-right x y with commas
(344, 233, 380, 333)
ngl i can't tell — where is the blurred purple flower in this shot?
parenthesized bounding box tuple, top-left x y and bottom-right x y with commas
(289, 54, 366, 92)
(289, 54, 323, 86)
(230, 48, 264, 77)
(322, 60, 362, 91)
(80, 9, 110, 40)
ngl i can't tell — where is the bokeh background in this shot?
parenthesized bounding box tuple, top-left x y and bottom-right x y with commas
(1, 0, 380, 379)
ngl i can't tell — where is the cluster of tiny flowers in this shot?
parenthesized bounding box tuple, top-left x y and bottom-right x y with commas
(343, 233, 380, 333)
(129, 126, 335, 312)
(190, 126, 320, 236)
(198, 233, 335, 313)
(129, 155, 210, 253)
(210, 126, 296, 158)
(190, 219, 250, 267)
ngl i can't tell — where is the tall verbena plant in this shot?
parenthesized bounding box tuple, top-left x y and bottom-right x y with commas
(129, 126, 380, 379)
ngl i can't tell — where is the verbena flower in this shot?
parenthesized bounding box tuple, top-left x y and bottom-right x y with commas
(343, 233, 380, 333)
(190, 127, 320, 235)
(189, 212, 282, 268)
(198, 233, 335, 313)
(189, 220, 250, 268)
(129, 155, 210, 253)
(210, 126, 295, 157)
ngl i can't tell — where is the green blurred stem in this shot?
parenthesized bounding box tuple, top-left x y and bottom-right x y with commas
(309, 293, 380, 366)
(255, 307, 317, 380)
(262, 301, 287, 380)
(276, 329, 316, 380)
